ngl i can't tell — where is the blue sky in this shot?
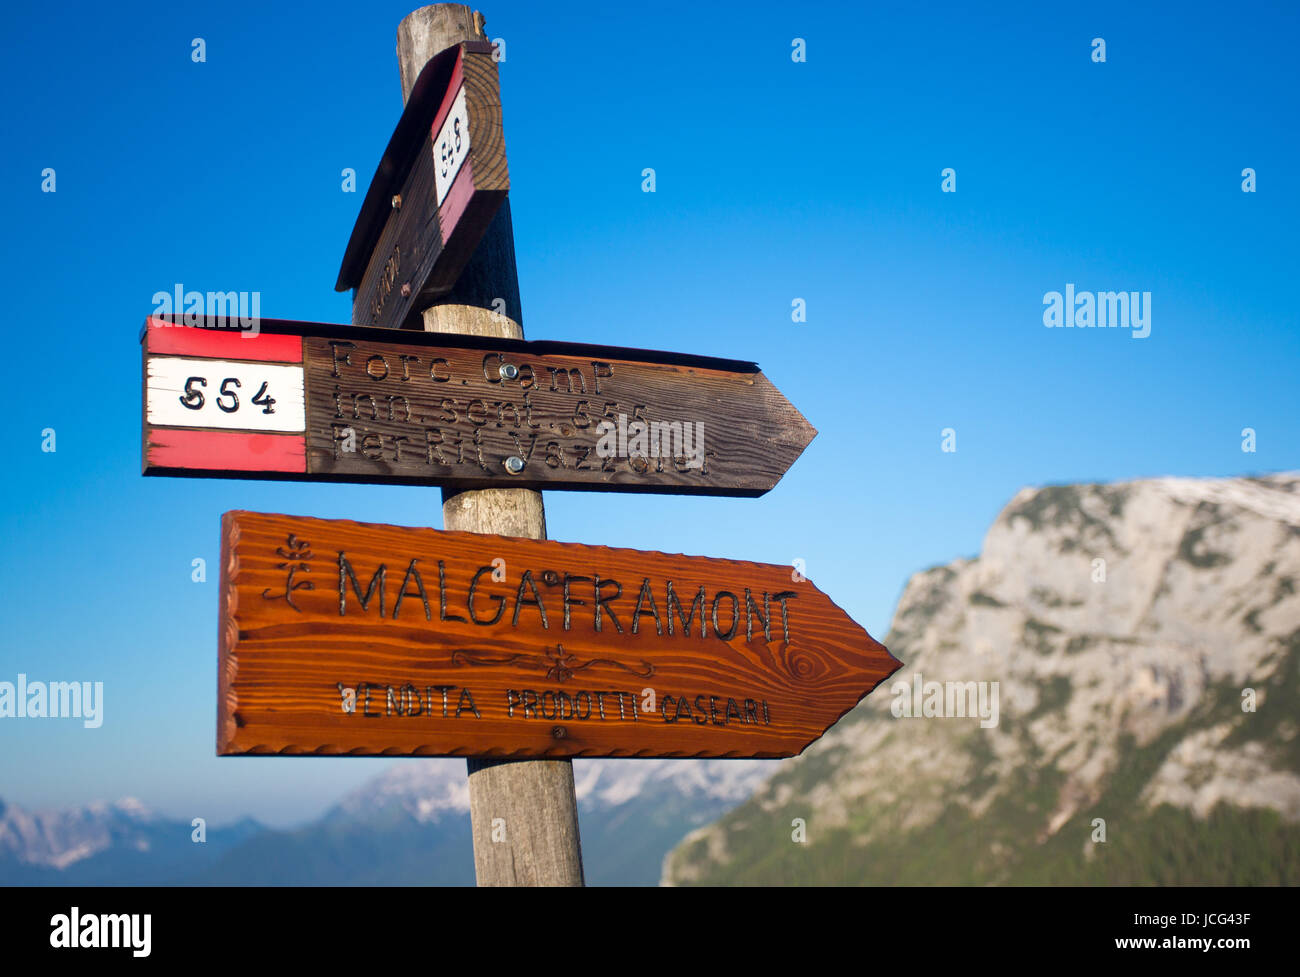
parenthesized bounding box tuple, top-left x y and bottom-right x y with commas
(1, 0, 1296, 827)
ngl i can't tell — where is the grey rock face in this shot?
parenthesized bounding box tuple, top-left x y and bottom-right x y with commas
(664, 473, 1300, 885)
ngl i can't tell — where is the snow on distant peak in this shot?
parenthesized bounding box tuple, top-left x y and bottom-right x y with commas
(0, 796, 162, 869)
(574, 759, 777, 808)
(330, 760, 469, 823)
(333, 757, 778, 824)
(114, 798, 152, 818)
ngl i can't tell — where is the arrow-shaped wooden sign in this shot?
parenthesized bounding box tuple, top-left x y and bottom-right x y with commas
(219, 511, 899, 758)
(141, 316, 815, 496)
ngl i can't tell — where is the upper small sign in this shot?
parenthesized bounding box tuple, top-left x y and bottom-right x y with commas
(336, 40, 508, 329)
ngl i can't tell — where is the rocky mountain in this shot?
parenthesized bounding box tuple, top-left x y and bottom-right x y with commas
(664, 472, 1300, 884)
(0, 798, 261, 884)
(1, 758, 774, 885)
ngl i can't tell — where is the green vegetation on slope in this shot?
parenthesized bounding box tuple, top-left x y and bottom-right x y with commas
(668, 632, 1300, 885)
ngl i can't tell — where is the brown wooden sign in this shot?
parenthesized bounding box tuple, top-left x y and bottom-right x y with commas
(336, 40, 508, 328)
(141, 316, 815, 497)
(219, 511, 899, 758)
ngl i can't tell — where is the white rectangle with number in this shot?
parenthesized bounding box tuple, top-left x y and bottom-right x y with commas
(146, 357, 305, 432)
(433, 85, 470, 206)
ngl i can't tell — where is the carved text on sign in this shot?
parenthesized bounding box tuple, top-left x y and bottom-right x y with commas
(143, 317, 814, 496)
(219, 512, 897, 757)
(331, 546, 799, 642)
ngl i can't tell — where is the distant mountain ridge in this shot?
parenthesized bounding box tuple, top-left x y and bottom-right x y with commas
(0, 797, 261, 885)
(663, 472, 1300, 884)
(0, 758, 775, 885)
(194, 758, 776, 885)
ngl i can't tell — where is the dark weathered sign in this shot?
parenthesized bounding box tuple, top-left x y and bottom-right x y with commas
(219, 511, 899, 758)
(336, 39, 508, 328)
(141, 316, 815, 496)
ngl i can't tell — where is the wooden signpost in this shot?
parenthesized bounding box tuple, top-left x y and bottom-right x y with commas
(335, 39, 509, 329)
(140, 315, 815, 496)
(218, 510, 899, 758)
(136, 3, 899, 886)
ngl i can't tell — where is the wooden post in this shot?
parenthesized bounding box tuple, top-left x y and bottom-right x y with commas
(396, 3, 585, 886)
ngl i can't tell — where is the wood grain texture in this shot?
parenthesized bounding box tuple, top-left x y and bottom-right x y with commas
(342, 41, 508, 329)
(401, 7, 577, 888)
(394, 8, 522, 327)
(217, 510, 899, 759)
(460, 756, 583, 885)
(395, 3, 485, 101)
(140, 316, 815, 496)
(422, 50, 508, 296)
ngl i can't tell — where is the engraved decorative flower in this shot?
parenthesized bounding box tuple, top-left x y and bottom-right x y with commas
(262, 534, 315, 612)
(544, 645, 578, 683)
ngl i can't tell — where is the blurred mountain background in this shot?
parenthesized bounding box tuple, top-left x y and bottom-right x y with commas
(1, 759, 772, 885)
